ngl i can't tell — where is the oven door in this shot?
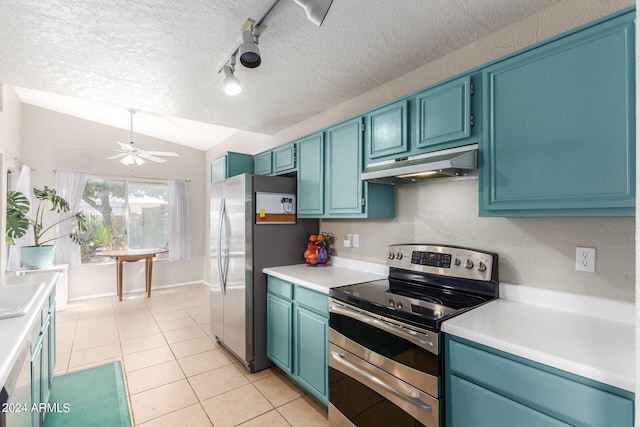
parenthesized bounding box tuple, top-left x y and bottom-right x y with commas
(328, 298, 441, 427)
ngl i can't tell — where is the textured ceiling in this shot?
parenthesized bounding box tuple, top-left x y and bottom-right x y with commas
(0, 0, 562, 149)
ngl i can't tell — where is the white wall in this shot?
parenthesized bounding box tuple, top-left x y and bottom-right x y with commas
(0, 85, 23, 275)
(209, 0, 636, 303)
(20, 104, 207, 299)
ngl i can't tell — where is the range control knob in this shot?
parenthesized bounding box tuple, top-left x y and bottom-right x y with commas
(454, 258, 461, 266)
(477, 262, 487, 272)
(388, 299, 395, 307)
(395, 251, 403, 260)
(396, 302, 403, 309)
(464, 259, 474, 269)
(387, 252, 395, 260)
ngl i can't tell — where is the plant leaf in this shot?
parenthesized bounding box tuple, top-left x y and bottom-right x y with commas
(6, 191, 30, 243)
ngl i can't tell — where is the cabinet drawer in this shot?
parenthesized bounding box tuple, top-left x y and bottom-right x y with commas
(448, 339, 634, 427)
(268, 277, 293, 300)
(449, 375, 570, 427)
(295, 286, 327, 316)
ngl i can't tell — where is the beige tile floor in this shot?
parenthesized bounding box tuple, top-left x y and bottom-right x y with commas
(55, 284, 330, 427)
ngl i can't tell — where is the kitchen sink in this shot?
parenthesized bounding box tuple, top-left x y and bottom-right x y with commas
(0, 282, 41, 320)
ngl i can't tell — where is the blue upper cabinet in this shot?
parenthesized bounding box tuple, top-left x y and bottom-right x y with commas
(211, 151, 254, 183)
(480, 11, 635, 216)
(273, 142, 297, 175)
(326, 118, 365, 215)
(297, 118, 394, 218)
(254, 151, 272, 175)
(297, 132, 325, 216)
(366, 99, 409, 160)
(254, 143, 296, 176)
(415, 75, 472, 150)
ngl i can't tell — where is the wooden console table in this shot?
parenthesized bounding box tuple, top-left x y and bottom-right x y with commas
(99, 248, 168, 301)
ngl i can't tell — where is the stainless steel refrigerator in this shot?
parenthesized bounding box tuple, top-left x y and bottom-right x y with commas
(210, 174, 318, 372)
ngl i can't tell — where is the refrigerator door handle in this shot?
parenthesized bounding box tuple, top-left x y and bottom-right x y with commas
(217, 197, 227, 295)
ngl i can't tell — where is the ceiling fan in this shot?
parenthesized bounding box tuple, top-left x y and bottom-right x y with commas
(86, 109, 180, 166)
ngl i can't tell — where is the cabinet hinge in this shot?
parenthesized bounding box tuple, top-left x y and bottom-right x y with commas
(470, 115, 475, 127)
(293, 145, 297, 162)
(361, 198, 366, 206)
(470, 83, 475, 96)
(361, 123, 366, 132)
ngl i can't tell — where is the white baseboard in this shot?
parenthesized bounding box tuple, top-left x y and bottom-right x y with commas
(67, 280, 208, 302)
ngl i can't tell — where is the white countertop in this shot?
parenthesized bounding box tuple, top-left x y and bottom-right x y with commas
(263, 256, 388, 294)
(0, 272, 57, 389)
(442, 283, 634, 392)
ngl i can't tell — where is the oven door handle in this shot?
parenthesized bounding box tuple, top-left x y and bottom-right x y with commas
(329, 303, 437, 354)
(330, 349, 434, 413)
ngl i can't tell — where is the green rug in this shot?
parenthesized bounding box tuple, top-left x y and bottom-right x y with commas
(44, 361, 132, 427)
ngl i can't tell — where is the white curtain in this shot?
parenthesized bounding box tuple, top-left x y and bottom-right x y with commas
(7, 165, 33, 271)
(54, 171, 88, 268)
(168, 179, 190, 261)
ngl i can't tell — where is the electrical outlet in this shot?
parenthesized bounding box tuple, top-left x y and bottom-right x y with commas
(575, 247, 596, 272)
(352, 234, 360, 248)
(343, 234, 351, 248)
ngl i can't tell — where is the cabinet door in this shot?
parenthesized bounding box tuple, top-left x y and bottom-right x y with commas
(294, 305, 328, 405)
(41, 316, 51, 423)
(210, 156, 227, 183)
(415, 75, 471, 149)
(47, 303, 56, 391)
(31, 333, 43, 427)
(481, 13, 635, 216)
(325, 118, 364, 215)
(254, 151, 272, 175)
(367, 100, 408, 160)
(298, 133, 325, 216)
(266, 293, 293, 374)
(273, 143, 296, 174)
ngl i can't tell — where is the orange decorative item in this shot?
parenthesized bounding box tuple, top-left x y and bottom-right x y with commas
(304, 232, 334, 265)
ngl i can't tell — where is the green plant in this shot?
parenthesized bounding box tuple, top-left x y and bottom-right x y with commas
(6, 186, 88, 246)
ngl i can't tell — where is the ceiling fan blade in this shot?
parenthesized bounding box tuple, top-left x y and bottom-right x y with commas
(137, 152, 167, 163)
(107, 153, 128, 160)
(116, 141, 134, 151)
(145, 150, 180, 157)
(74, 146, 121, 153)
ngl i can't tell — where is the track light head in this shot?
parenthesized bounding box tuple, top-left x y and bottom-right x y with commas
(292, 0, 334, 27)
(239, 30, 261, 68)
(222, 65, 242, 96)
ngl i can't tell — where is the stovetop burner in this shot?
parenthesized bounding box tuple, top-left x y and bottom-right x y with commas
(329, 244, 499, 329)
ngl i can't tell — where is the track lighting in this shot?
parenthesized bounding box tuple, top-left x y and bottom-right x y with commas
(218, 0, 334, 96)
(238, 30, 261, 68)
(222, 63, 242, 96)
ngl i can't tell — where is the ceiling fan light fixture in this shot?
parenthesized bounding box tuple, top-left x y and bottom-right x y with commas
(292, 0, 334, 27)
(134, 156, 146, 166)
(238, 30, 261, 68)
(222, 65, 242, 96)
(120, 154, 135, 166)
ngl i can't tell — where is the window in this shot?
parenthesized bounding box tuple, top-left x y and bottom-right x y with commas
(79, 178, 168, 263)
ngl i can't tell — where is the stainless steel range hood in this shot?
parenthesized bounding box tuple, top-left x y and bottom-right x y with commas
(361, 144, 478, 185)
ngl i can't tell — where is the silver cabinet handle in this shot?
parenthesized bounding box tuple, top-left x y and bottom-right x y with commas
(330, 349, 433, 412)
(329, 302, 437, 354)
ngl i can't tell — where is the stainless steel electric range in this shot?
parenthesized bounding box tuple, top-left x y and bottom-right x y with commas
(328, 244, 499, 427)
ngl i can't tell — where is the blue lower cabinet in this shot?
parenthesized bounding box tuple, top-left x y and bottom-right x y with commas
(445, 335, 634, 427)
(295, 305, 328, 403)
(266, 276, 329, 405)
(266, 293, 293, 374)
